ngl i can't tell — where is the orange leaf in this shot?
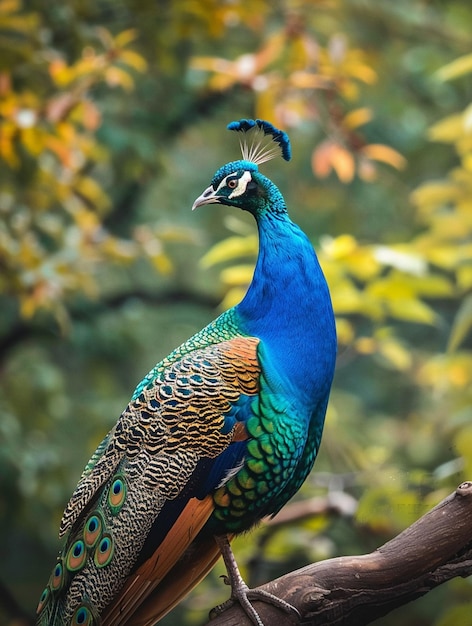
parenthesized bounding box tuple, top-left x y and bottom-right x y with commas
(331, 144, 355, 183)
(361, 144, 406, 170)
(46, 93, 77, 123)
(312, 141, 355, 183)
(81, 100, 102, 130)
(311, 140, 335, 178)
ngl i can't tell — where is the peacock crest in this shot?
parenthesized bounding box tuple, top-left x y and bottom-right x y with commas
(227, 119, 292, 165)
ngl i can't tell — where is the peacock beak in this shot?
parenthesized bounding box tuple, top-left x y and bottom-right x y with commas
(192, 186, 222, 211)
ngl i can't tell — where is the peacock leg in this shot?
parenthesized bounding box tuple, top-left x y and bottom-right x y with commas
(211, 535, 300, 626)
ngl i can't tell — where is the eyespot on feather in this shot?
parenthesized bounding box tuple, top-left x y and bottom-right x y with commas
(36, 586, 50, 614)
(108, 475, 127, 515)
(71, 604, 95, 626)
(66, 539, 87, 572)
(94, 533, 114, 567)
(50, 560, 65, 591)
(83, 513, 103, 548)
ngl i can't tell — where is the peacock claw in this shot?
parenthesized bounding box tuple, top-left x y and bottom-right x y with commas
(210, 582, 300, 626)
(213, 535, 300, 625)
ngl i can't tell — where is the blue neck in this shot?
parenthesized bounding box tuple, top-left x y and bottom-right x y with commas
(235, 211, 336, 406)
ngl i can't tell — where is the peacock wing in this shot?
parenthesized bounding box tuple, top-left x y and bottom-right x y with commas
(37, 336, 260, 626)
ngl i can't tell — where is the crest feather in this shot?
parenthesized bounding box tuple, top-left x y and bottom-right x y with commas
(227, 119, 291, 165)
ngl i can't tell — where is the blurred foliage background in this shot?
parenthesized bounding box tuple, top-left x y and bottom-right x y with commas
(1, 0, 472, 624)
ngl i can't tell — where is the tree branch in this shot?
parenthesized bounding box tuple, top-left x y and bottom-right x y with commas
(206, 481, 472, 626)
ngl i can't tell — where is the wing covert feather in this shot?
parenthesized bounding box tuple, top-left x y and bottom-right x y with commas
(38, 336, 261, 625)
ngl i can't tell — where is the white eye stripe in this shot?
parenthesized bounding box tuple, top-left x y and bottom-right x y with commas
(229, 170, 252, 198)
(216, 170, 253, 199)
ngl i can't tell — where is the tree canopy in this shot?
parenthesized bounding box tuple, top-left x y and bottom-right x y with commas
(1, 1, 472, 624)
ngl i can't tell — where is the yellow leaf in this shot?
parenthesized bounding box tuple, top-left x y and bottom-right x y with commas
(101, 236, 137, 262)
(360, 144, 406, 170)
(105, 67, 135, 91)
(253, 31, 285, 71)
(20, 127, 44, 156)
(330, 279, 364, 314)
(20, 294, 37, 318)
(378, 338, 412, 371)
(119, 50, 148, 73)
(348, 63, 377, 85)
(75, 176, 110, 211)
(114, 28, 138, 48)
(290, 71, 331, 89)
(347, 249, 381, 281)
(255, 87, 278, 126)
(343, 107, 373, 129)
(335, 318, 355, 345)
(428, 113, 464, 143)
(220, 286, 247, 309)
(355, 336, 377, 354)
(220, 264, 254, 287)
(386, 298, 436, 324)
(410, 181, 461, 213)
(457, 265, 472, 290)
(435, 53, 472, 82)
(0, 12, 38, 33)
(367, 275, 414, 300)
(323, 234, 358, 259)
(0, 0, 21, 15)
(421, 244, 462, 270)
(447, 294, 472, 353)
(200, 235, 257, 268)
(191, 56, 229, 72)
(148, 251, 173, 275)
(411, 274, 454, 297)
(73, 208, 100, 232)
(0, 121, 19, 167)
(418, 353, 472, 389)
(429, 212, 471, 239)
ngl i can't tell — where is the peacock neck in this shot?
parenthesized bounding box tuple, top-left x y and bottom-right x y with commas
(235, 210, 336, 406)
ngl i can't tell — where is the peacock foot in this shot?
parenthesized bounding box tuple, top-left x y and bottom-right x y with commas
(212, 535, 300, 626)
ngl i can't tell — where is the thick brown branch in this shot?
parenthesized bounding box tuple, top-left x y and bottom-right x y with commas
(206, 481, 472, 626)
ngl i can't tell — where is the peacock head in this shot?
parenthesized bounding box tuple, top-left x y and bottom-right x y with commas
(192, 119, 291, 217)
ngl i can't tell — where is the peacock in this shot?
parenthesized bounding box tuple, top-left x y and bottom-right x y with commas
(36, 119, 337, 626)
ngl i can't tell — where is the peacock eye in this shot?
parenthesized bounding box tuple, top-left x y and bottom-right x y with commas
(227, 179, 238, 189)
